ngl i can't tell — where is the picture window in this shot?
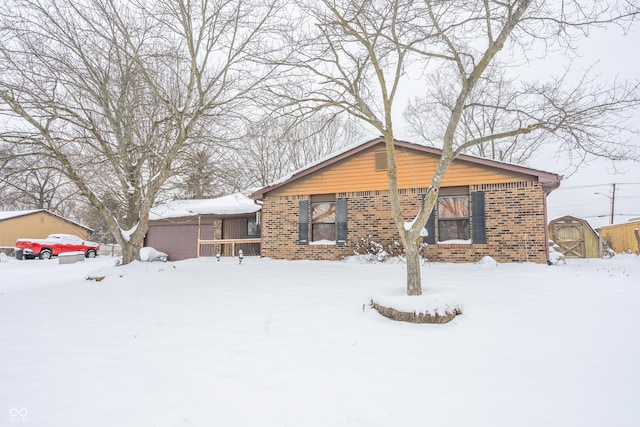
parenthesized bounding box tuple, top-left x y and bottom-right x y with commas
(437, 195, 470, 241)
(311, 201, 336, 242)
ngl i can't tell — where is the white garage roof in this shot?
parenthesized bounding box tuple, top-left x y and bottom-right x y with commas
(149, 193, 261, 221)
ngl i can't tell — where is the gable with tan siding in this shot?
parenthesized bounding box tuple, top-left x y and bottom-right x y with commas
(272, 144, 536, 197)
(253, 138, 561, 199)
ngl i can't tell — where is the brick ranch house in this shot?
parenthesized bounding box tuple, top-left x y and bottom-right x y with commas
(251, 137, 563, 263)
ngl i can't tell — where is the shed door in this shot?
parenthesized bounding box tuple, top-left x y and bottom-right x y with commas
(551, 221, 585, 258)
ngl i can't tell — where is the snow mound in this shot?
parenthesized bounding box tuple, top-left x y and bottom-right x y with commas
(139, 247, 168, 262)
(476, 256, 498, 267)
(0, 252, 8, 263)
(343, 254, 407, 264)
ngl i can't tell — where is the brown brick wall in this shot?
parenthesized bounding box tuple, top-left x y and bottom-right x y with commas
(260, 181, 549, 263)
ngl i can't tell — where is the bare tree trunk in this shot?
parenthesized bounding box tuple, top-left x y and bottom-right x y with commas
(121, 237, 144, 265)
(382, 132, 428, 295)
(405, 239, 422, 296)
(120, 222, 148, 264)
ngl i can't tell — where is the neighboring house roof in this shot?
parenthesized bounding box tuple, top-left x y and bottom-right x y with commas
(0, 209, 42, 221)
(149, 193, 262, 221)
(0, 209, 93, 231)
(251, 137, 563, 199)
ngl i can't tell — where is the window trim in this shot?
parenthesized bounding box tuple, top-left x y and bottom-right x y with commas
(311, 195, 337, 243)
(424, 188, 486, 245)
(437, 193, 471, 243)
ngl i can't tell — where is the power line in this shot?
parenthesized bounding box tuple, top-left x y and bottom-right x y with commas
(555, 182, 640, 190)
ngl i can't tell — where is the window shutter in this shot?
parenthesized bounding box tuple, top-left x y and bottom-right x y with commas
(298, 200, 309, 245)
(423, 210, 436, 244)
(336, 198, 347, 245)
(471, 191, 486, 244)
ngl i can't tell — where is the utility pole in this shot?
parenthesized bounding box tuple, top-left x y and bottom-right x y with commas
(610, 183, 616, 225)
(595, 183, 617, 225)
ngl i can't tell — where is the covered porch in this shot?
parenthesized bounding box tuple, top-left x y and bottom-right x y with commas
(146, 193, 262, 261)
(196, 214, 261, 257)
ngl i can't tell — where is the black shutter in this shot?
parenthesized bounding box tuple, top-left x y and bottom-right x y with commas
(472, 191, 486, 244)
(298, 200, 309, 245)
(423, 210, 436, 244)
(336, 198, 347, 245)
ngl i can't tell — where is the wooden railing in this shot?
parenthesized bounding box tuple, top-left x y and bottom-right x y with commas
(197, 238, 261, 257)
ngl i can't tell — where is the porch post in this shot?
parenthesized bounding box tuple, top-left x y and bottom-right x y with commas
(197, 215, 201, 258)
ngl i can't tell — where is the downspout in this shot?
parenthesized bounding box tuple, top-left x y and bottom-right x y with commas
(543, 191, 550, 263)
(254, 199, 263, 257)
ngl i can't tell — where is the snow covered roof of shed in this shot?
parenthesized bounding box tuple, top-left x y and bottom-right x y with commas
(0, 209, 93, 231)
(149, 193, 261, 221)
(0, 209, 42, 221)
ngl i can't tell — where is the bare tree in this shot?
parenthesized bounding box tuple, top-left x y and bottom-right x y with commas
(168, 147, 228, 199)
(284, 113, 363, 171)
(405, 69, 545, 164)
(270, 0, 639, 295)
(0, 144, 82, 214)
(0, 0, 279, 263)
(225, 113, 363, 191)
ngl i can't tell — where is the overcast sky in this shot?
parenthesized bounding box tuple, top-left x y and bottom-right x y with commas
(389, 18, 640, 228)
(528, 24, 640, 228)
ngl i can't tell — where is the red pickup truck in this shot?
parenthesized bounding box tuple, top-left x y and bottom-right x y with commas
(16, 234, 100, 260)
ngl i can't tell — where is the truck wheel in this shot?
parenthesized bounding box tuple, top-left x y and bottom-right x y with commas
(39, 249, 52, 260)
(86, 249, 97, 259)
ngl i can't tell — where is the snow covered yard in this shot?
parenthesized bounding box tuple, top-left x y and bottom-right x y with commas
(1, 255, 639, 427)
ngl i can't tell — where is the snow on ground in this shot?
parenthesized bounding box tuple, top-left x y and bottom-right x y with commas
(1, 254, 639, 427)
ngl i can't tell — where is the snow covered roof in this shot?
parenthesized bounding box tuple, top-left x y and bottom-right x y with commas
(149, 193, 261, 221)
(0, 209, 42, 221)
(0, 209, 93, 231)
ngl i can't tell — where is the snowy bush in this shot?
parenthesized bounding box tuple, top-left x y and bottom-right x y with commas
(548, 246, 566, 265)
(547, 240, 566, 265)
(601, 239, 616, 259)
(476, 256, 498, 267)
(352, 235, 404, 263)
(0, 252, 8, 263)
